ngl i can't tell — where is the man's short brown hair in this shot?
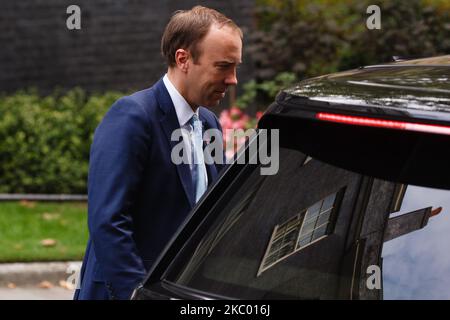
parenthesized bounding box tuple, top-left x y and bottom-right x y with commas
(161, 6, 242, 67)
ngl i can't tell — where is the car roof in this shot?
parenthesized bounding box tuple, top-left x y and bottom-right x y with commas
(281, 55, 450, 123)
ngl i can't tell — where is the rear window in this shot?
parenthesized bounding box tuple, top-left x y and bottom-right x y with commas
(162, 144, 450, 299)
(382, 185, 450, 299)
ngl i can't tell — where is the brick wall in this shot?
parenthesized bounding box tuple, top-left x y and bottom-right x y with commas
(0, 0, 255, 94)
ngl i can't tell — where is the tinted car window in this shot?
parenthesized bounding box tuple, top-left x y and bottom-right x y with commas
(161, 143, 450, 299)
(382, 185, 450, 299)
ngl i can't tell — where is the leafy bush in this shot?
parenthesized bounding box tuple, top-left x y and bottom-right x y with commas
(248, 0, 450, 81)
(338, 0, 450, 70)
(0, 89, 124, 194)
(236, 72, 298, 111)
(239, 0, 449, 109)
(248, 1, 345, 81)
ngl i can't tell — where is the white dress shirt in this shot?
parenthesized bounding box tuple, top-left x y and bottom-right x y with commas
(163, 74, 208, 187)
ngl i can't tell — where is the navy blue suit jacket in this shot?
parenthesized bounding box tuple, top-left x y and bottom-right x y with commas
(74, 78, 224, 299)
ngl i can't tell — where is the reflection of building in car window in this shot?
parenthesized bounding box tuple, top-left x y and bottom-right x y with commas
(259, 190, 343, 275)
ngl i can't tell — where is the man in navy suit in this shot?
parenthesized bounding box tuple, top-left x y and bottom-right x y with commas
(74, 6, 242, 300)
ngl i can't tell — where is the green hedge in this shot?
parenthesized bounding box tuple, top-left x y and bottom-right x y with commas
(0, 89, 124, 194)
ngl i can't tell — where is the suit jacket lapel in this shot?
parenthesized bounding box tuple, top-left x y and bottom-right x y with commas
(154, 79, 195, 208)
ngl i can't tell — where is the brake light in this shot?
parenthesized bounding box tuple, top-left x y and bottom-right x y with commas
(316, 112, 450, 136)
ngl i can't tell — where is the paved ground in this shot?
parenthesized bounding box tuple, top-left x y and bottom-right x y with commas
(0, 286, 75, 300)
(0, 261, 81, 300)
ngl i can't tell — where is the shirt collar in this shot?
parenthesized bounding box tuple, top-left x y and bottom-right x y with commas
(163, 74, 199, 127)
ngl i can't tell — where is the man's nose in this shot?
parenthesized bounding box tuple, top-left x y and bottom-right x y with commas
(225, 69, 238, 86)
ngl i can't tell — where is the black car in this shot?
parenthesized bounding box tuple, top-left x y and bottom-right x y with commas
(133, 55, 450, 300)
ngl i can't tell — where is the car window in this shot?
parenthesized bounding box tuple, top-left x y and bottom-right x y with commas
(382, 185, 450, 299)
(163, 146, 450, 299)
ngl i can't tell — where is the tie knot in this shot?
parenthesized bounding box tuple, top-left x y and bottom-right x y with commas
(190, 113, 199, 123)
(189, 114, 201, 129)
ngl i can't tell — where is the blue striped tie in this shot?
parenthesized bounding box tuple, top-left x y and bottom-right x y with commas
(189, 114, 207, 202)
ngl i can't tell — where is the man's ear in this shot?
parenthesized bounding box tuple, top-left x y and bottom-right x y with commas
(174, 49, 190, 73)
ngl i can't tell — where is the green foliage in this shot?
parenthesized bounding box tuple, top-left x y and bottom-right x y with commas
(248, 0, 450, 81)
(338, 0, 450, 70)
(236, 72, 298, 110)
(0, 89, 123, 194)
(240, 0, 449, 109)
(248, 1, 347, 81)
